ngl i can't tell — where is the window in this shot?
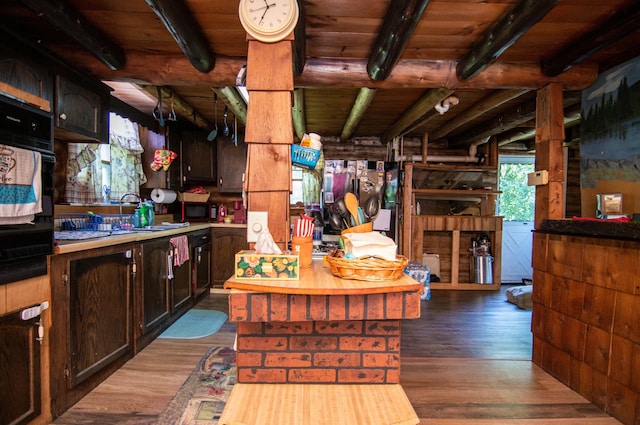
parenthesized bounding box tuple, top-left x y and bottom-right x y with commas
(497, 155, 535, 221)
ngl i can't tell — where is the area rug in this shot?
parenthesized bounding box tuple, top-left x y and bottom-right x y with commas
(158, 346, 236, 425)
(159, 310, 228, 339)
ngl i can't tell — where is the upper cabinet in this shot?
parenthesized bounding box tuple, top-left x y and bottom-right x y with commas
(54, 75, 110, 143)
(0, 47, 53, 109)
(217, 134, 247, 193)
(182, 130, 216, 183)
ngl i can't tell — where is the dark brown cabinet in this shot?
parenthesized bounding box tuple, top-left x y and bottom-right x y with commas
(136, 236, 191, 350)
(217, 135, 247, 193)
(49, 244, 135, 418)
(0, 47, 53, 105)
(55, 75, 109, 143)
(183, 130, 216, 182)
(191, 229, 212, 297)
(212, 226, 247, 287)
(0, 306, 44, 425)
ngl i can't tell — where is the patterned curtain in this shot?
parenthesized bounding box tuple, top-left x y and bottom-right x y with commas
(64, 143, 101, 204)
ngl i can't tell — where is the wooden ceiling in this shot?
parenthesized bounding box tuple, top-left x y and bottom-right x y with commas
(1, 0, 639, 156)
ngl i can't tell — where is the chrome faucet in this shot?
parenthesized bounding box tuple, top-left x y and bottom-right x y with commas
(119, 192, 141, 216)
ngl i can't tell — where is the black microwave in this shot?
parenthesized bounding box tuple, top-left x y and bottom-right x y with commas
(178, 202, 212, 222)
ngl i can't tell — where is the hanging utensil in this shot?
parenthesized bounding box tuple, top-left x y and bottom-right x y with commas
(232, 115, 238, 145)
(335, 198, 351, 228)
(168, 96, 177, 121)
(364, 196, 380, 221)
(329, 213, 345, 231)
(207, 93, 218, 141)
(344, 192, 361, 226)
(153, 86, 165, 126)
(223, 106, 230, 137)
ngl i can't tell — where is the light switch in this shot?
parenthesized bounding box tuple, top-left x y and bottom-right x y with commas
(247, 211, 268, 242)
(527, 170, 548, 186)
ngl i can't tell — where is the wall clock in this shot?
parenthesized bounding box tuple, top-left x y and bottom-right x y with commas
(238, 0, 299, 43)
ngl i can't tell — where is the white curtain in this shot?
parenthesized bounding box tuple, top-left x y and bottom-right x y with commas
(108, 114, 147, 201)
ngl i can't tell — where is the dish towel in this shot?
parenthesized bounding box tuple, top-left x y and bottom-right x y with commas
(0, 144, 42, 225)
(170, 235, 190, 267)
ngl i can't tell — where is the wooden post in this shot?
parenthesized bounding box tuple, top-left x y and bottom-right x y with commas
(534, 83, 565, 229)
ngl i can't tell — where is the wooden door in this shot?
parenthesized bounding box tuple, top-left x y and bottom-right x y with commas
(183, 130, 215, 182)
(139, 239, 170, 333)
(55, 75, 107, 142)
(217, 134, 247, 192)
(212, 227, 247, 287)
(191, 230, 212, 297)
(170, 256, 191, 313)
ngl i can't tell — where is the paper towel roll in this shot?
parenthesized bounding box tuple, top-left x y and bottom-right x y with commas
(150, 188, 177, 204)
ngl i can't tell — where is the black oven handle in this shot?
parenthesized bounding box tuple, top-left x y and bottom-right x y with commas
(0, 244, 51, 260)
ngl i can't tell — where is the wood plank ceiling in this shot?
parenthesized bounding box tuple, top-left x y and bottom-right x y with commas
(1, 0, 639, 157)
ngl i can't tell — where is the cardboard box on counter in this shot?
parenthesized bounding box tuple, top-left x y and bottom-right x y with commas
(235, 250, 300, 280)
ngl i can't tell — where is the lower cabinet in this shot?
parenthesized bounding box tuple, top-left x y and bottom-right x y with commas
(49, 244, 136, 418)
(212, 227, 247, 287)
(191, 229, 212, 297)
(136, 236, 191, 351)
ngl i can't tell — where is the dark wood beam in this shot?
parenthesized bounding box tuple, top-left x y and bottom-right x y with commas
(292, 0, 306, 76)
(144, 0, 215, 73)
(456, 0, 559, 80)
(541, 1, 640, 76)
(60, 50, 599, 91)
(341, 88, 377, 141)
(367, 0, 432, 81)
(19, 0, 125, 70)
(292, 88, 306, 140)
(382, 88, 453, 141)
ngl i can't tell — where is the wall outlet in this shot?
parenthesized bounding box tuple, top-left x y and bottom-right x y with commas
(527, 170, 548, 186)
(247, 211, 268, 242)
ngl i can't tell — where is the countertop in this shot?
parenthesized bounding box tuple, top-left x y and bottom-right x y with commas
(224, 259, 423, 296)
(54, 223, 246, 254)
(537, 219, 640, 241)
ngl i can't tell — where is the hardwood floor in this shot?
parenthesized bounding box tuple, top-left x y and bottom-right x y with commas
(52, 287, 621, 424)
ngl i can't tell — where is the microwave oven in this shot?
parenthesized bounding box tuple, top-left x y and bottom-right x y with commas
(178, 202, 212, 222)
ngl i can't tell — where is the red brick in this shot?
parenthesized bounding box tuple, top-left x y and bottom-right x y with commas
(315, 320, 362, 335)
(289, 294, 308, 321)
(265, 352, 312, 367)
(236, 321, 263, 335)
(348, 295, 365, 320)
(365, 294, 385, 320)
(385, 292, 403, 319)
(309, 296, 328, 320)
(249, 294, 269, 322)
(313, 352, 361, 367)
(388, 336, 401, 352)
(339, 336, 387, 351)
(290, 336, 338, 351)
(363, 353, 399, 368)
(265, 321, 313, 334)
(288, 368, 336, 383)
(386, 368, 400, 383)
(238, 336, 288, 351)
(268, 293, 289, 321)
(236, 351, 262, 367)
(403, 292, 421, 318)
(338, 369, 386, 383)
(365, 320, 400, 335)
(228, 292, 248, 321)
(238, 368, 287, 383)
(328, 296, 346, 321)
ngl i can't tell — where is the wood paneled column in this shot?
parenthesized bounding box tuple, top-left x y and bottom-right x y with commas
(534, 83, 565, 229)
(244, 36, 295, 249)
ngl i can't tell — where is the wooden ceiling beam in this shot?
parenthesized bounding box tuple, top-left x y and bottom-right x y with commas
(142, 85, 210, 129)
(19, 0, 125, 70)
(367, 0, 432, 81)
(541, 1, 640, 76)
(292, 88, 306, 140)
(144, 0, 215, 73)
(382, 88, 453, 141)
(456, 0, 559, 80)
(431, 89, 530, 139)
(341, 88, 377, 141)
(65, 50, 599, 91)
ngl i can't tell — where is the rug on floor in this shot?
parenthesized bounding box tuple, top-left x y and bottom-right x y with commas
(159, 309, 228, 339)
(158, 346, 236, 425)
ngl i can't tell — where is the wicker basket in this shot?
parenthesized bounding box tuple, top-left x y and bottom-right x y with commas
(325, 255, 408, 281)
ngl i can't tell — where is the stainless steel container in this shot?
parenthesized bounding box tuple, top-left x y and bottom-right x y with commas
(472, 254, 493, 284)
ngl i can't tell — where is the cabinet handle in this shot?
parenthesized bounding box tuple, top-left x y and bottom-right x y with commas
(187, 165, 191, 172)
(219, 178, 223, 186)
(59, 113, 67, 120)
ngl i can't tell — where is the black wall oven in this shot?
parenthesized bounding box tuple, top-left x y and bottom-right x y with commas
(0, 95, 54, 285)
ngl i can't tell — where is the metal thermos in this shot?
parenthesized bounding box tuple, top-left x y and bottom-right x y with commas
(472, 254, 493, 284)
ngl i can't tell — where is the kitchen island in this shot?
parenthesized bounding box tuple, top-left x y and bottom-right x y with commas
(221, 258, 422, 425)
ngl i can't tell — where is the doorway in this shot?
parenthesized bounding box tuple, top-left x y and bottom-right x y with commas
(497, 155, 535, 283)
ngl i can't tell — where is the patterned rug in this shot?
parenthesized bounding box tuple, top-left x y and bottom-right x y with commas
(158, 346, 236, 424)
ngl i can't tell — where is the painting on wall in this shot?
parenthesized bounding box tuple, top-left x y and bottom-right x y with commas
(580, 56, 640, 189)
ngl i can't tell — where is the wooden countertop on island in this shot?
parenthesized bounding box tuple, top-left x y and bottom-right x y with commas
(224, 259, 423, 296)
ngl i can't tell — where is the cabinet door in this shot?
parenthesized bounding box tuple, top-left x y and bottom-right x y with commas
(217, 135, 247, 192)
(0, 48, 53, 104)
(67, 250, 133, 388)
(193, 242, 212, 296)
(212, 227, 247, 287)
(170, 255, 191, 313)
(139, 239, 171, 334)
(55, 75, 108, 142)
(0, 310, 42, 425)
(183, 130, 215, 182)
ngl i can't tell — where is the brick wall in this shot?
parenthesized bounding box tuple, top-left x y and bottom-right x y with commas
(229, 291, 420, 384)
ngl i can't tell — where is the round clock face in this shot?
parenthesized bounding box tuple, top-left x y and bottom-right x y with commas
(239, 0, 299, 43)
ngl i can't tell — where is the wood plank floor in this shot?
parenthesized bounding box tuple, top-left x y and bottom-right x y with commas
(52, 287, 621, 424)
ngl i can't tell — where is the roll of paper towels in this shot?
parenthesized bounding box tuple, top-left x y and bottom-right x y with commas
(150, 188, 177, 204)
